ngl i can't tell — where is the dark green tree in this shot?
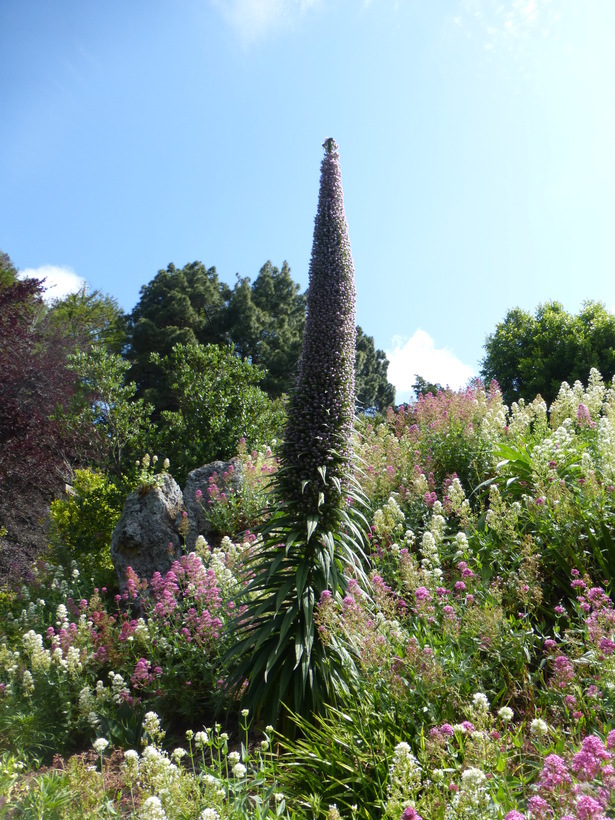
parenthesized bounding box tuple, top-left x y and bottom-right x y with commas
(249, 261, 307, 396)
(126, 262, 231, 415)
(481, 300, 615, 407)
(355, 326, 395, 412)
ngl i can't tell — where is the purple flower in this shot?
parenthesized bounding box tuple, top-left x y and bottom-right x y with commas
(401, 809, 423, 820)
(282, 138, 357, 510)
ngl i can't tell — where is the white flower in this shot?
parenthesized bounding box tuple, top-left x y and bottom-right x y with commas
(143, 711, 161, 736)
(139, 795, 167, 819)
(241, 708, 249, 717)
(200, 811, 220, 820)
(530, 718, 549, 738)
(22, 669, 34, 696)
(461, 766, 487, 788)
(171, 748, 187, 762)
(228, 751, 241, 764)
(232, 762, 247, 778)
(124, 749, 140, 766)
(498, 706, 514, 723)
(194, 731, 209, 748)
(93, 738, 109, 754)
(56, 603, 69, 626)
(471, 692, 490, 712)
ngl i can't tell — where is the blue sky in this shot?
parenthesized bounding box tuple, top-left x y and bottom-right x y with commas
(3, 0, 615, 402)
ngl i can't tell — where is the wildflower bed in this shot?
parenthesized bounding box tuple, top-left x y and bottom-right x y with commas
(2, 372, 615, 817)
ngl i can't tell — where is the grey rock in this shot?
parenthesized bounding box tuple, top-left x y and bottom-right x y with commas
(183, 458, 243, 551)
(111, 473, 186, 593)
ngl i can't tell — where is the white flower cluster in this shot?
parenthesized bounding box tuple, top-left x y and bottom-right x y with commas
(445, 767, 492, 819)
(373, 494, 406, 541)
(21, 630, 51, 673)
(507, 396, 548, 439)
(446, 478, 467, 514)
(597, 415, 615, 484)
(139, 795, 168, 820)
(480, 402, 508, 444)
(532, 419, 577, 478)
(420, 531, 442, 583)
(386, 741, 422, 810)
(550, 368, 606, 429)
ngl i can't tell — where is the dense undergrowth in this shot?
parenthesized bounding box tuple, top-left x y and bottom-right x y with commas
(2, 372, 615, 818)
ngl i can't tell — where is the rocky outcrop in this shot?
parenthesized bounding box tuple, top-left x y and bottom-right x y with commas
(110, 473, 186, 593)
(182, 458, 243, 551)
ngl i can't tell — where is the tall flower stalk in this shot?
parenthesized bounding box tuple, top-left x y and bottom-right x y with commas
(225, 139, 369, 726)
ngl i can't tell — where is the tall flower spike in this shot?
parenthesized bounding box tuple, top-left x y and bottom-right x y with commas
(224, 140, 367, 727)
(281, 137, 357, 514)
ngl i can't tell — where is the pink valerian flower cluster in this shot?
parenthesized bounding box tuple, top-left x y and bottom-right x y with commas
(146, 553, 224, 647)
(131, 657, 162, 689)
(400, 808, 423, 820)
(522, 734, 615, 819)
(281, 138, 357, 508)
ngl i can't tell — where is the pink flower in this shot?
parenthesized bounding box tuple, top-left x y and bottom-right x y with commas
(527, 795, 553, 818)
(401, 809, 423, 820)
(415, 586, 431, 601)
(576, 794, 607, 820)
(504, 813, 525, 820)
(543, 639, 557, 651)
(539, 753, 571, 791)
(571, 735, 611, 781)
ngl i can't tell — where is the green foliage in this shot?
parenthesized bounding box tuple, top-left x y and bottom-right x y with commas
(0, 249, 18, 288)
(48, 469, 124, 587)
(481, 300, 615, 406)
(226, 261, 307, 398)
(277, 701, 393, 818)
(127, 261, 231, 416)
(66, 347, 154, 478)
(196, 443, 277, 538)
(151, 342, 284, 486)
(46, 286, 127, 355)
(225, 470, 369, 727)
(355, 326, 395, 414)
(126, 257, 391, 413)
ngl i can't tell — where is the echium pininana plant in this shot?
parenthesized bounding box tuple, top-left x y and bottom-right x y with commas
(225, 139, 369, 726)
(280, 136, 357, 519)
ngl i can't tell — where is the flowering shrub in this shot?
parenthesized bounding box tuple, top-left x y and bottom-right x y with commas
(196, 441, 277, 537)
(0, 538, 249, 759)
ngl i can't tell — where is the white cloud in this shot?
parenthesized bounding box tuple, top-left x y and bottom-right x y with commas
(386, 329, 476, 403)
(211, 0, 321, 41)
(19, 265, 87, 304)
